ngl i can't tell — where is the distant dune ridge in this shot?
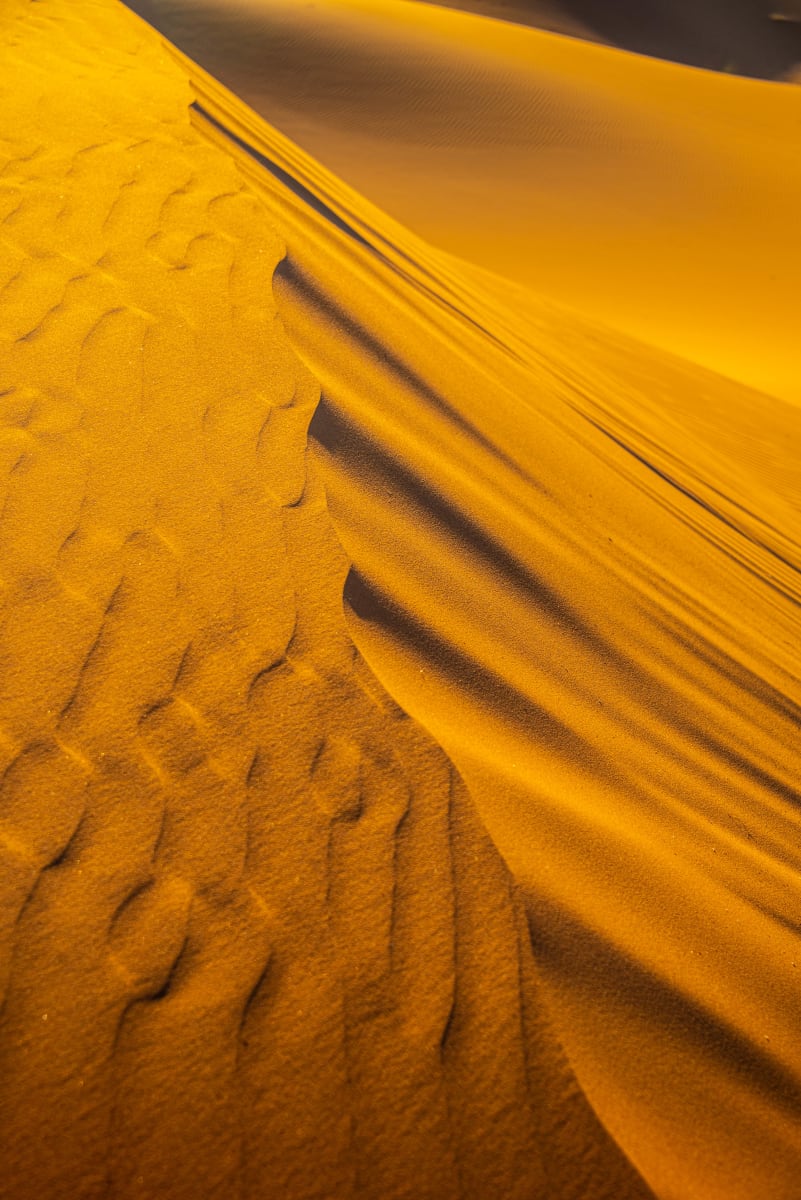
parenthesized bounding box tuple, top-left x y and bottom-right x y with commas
(129, 0, 801, 77)
(419, 0, 801, 77)
(0, 2, 654, 1198)
(2, 1, 801, 1199)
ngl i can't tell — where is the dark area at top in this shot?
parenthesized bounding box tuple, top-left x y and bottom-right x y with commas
(419, 0, 801, 78)
(559, 0, 801, 78)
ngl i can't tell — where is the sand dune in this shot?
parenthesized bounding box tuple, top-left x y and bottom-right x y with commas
(163, 10, 801, 1197)
(0, 2, 653, 1198)
(3, 0, 801, 1198)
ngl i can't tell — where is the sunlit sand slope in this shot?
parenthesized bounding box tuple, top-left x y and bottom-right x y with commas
(0, 2, 654, 1198)
(170, 35, 801, 1200)
(124, 0, 801, 405)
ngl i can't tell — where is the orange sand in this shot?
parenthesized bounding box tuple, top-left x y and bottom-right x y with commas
(2, 1, 801, 1199)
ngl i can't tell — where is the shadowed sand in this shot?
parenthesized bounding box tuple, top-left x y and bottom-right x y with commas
(2, 1, 801, 1199)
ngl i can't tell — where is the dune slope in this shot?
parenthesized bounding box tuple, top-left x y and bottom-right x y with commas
(147, 20, 801, 1200)
(0, 2, 655, 1199)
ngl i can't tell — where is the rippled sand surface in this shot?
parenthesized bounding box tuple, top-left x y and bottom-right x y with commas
(1, 2, 800, 1198)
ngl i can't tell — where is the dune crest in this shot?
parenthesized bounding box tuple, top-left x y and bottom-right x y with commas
(0, 2, 654, 1197)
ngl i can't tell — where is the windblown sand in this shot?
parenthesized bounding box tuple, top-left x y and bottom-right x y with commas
(1, 1, 800, 1199)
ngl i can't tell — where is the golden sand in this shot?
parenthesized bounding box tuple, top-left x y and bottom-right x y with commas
(1, 1, 800, 1198)
(123, 0, 801, 404)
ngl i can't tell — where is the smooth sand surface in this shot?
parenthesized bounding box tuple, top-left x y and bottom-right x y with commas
(2, 1, 801, 1198)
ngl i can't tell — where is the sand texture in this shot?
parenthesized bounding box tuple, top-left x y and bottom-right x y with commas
(2, 0, 801, 1198)
(0, 2, 654, 1198)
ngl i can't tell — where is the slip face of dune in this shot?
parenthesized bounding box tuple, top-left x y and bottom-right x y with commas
(134, 11, 801, 1198)
(0, 3, 656, 1198)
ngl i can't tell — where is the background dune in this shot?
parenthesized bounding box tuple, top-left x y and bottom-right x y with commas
(124, 0, 801, 405)
(131, 0, 801, 76)
(422, 0, 801, 77)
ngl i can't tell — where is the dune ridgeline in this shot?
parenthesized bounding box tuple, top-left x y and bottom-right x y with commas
(1, 2, 800, 1199)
